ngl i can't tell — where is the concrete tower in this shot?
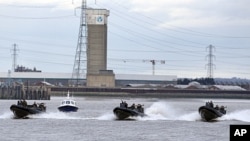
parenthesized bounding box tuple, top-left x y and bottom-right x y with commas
(86, 9, 108, 74)
(86, 9, 115, 87)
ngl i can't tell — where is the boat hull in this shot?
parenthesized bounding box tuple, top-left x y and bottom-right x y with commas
(199, 106, 224, 121)
(113, 107, 145, 120)
(10, 104, 45, 119)
(58, 105, 78, 112)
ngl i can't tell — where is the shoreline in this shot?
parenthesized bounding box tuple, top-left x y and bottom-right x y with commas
(51, 88, 250, 99)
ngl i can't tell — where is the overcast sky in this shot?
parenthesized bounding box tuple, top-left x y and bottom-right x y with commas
(0, 0, 249, 79)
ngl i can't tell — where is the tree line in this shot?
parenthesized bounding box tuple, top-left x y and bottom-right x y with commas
(177, 78, 215, 85)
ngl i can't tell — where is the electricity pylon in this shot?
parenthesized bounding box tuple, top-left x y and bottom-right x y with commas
(71, 0, 87, 86)
(206, 45, 215, 78)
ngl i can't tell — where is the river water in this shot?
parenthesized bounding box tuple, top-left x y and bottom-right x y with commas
(1, 96, 250, 141)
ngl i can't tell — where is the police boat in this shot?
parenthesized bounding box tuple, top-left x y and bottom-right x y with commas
(58, 91, 78, 112)
(10, 100, 46, 119)
(198, 101, 226, 122)
(113, 100, 146, 120)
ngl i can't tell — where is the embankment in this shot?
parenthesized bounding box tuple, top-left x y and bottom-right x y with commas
(51, 87, 250, 99)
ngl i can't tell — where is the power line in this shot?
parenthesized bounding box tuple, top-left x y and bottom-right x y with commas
(103, 5, 206, 46)
(108, 30, 205, 57)
(0, 36, 74, 49)
(0, 4, 56, 8)
(0, 14, 75, 19)
(109, 21, 204, 50)
(108, 0, 250, 39)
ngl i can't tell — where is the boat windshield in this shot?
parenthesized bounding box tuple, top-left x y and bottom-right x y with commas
(61, 100, 76, 105)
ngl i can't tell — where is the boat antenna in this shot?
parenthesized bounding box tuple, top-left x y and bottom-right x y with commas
(67, 90, 70, 99)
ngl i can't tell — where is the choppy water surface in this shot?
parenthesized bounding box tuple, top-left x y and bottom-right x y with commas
(1, 97, 250, 141)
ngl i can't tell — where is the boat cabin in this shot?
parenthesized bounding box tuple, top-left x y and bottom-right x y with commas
(61, 100, 76, 106)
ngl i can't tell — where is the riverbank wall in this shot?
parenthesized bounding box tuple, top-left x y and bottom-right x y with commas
(0, 86, 50, 100)
(2, 86, 249, 99)
(51, 87, 250, 99)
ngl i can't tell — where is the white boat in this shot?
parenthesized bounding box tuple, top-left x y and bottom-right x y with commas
(58, 91, 78, 112)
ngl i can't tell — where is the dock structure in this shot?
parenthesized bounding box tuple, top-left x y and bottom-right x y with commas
(0, 85, 50, 100)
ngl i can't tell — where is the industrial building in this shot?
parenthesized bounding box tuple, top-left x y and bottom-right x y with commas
(0, 72, 177, 87)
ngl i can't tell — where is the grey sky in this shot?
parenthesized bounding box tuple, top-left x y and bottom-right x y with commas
(0, 0, 249, 79)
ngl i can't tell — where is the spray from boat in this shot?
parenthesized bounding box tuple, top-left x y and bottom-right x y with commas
(2, 101, 250, 122)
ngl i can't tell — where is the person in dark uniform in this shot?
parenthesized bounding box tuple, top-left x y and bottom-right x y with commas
(130, 103, 135, 109)
(210, 101, 214, 108)
(23, 99, 27, 106)
(33, 102, 37, 107)
(215, 105, 219, 110)
(120, 101, 128, 108)
(124, 101, 128, 108)
(17, 100, 21, 105)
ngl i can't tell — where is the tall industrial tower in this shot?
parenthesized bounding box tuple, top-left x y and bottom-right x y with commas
(11, 43, 18, 72)
(206, 45, 215, 78)
(86, 9, 109, 74)
(86, 9, 114, 87)
(71, 0, 113, 87)
(71, 0, 87, 86)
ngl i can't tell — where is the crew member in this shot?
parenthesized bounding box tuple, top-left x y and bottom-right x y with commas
(130, 103, 135, 109)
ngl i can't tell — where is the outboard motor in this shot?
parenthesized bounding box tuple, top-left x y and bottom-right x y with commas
(137, 105, 144, 113)
(220, 106, 226, 114)
(140, 108, 144, 113)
